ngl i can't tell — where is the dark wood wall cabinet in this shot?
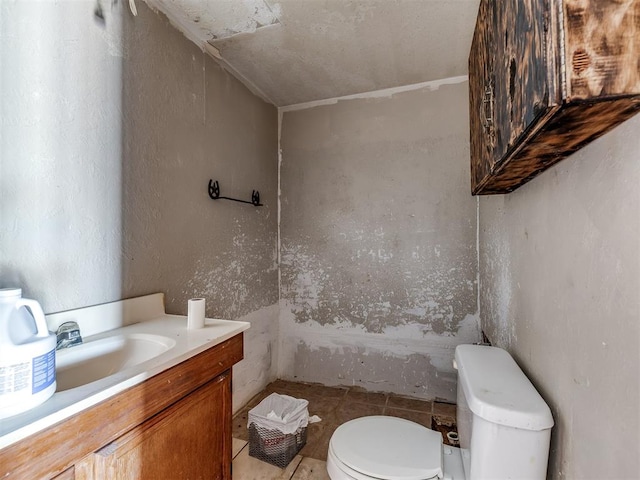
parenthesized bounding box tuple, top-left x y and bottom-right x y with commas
(469, 0, 640, 195)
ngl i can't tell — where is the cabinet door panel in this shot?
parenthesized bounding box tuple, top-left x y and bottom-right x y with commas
(88, 373, 231, 480)
(469, 0, 497, 191)
(493, 0, 553, 163)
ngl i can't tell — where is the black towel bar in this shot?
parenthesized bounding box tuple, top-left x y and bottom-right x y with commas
(208, 180, 263, 207)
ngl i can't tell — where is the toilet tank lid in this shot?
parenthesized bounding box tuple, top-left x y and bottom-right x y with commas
(455, 345, 554, 431)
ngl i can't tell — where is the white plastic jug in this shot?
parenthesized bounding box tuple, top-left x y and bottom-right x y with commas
(0, 288, 57, 418)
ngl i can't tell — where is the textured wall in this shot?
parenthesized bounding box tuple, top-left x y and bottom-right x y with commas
(208, 0, 480, 106)
(120, 3, 278, 321)
(279, 81, 480, 401)
(479, 114, 640, 479)
(0, 1, 125, 312)
(0, 1, 279, 407)
(119, 3, 279, 406)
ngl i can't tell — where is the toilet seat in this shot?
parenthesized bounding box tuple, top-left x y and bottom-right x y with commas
(328, 416, 444, 480)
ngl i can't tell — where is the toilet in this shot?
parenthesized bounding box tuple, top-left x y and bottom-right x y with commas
(327, 345, 554, 480)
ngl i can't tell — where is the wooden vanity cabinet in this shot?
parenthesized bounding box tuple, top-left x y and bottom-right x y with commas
(469, 0, 640, 195)
(0, 333, 243, 480)
(76, 373, 231, 480)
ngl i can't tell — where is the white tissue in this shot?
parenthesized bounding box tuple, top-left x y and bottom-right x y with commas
(188, 298, 205, 329)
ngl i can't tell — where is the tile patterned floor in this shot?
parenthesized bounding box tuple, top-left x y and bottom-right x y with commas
(232, 380, 457, 479)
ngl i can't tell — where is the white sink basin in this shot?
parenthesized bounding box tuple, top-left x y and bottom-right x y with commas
(55, 333, 176, 391)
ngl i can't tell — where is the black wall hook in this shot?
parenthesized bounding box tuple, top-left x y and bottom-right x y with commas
(208, 180, 263, 207)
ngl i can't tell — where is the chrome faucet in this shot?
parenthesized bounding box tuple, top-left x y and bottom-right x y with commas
(56, 321, 83, 350)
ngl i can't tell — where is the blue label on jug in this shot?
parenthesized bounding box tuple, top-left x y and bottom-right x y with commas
(32, 349, 56, 394)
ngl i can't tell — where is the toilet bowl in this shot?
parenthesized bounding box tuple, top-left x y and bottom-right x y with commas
(326, 416, 465, 480)
(326, 345, 554, 480)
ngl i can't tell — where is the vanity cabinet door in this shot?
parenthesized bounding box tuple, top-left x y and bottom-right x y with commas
(78, 373, 232, 480)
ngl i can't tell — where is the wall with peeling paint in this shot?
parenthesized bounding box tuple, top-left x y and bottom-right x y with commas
(120, 3, 280, 408)
(479, 114, 640, 479)
(121, 2, 278, 317)
(279, 80, 481, 401)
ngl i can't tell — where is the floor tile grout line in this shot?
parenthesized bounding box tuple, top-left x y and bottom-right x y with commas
(385, 405, 433, 414)
(287, 456, 304, 480)
(232, 440, 249, 460)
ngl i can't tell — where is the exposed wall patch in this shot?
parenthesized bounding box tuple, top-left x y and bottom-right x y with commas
(278, 313, 481, 401)
(183, 216, 278, 320)
(278, 79, 481, 397)
(146, 0, 281, 42)
(280, 239, 476, 334)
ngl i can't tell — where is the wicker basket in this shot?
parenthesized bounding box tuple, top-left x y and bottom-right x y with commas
(248, 422, 307, 468)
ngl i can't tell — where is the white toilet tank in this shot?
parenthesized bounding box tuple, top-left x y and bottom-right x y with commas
(455, 345, 554, 480)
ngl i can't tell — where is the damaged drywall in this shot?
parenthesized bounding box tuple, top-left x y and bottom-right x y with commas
(280, 238, 476, 334)
(231, 304, 279, 412)
(117, 4, 280, 404)
(184, 217, 278, 319)
(279, 80, 480, 401)
(144, 0, 281, 48)
(278, 311, 480, 400)
(120, 2, 278, 322)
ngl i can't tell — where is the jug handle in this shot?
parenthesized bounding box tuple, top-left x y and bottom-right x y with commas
(15, 299, 49, 338)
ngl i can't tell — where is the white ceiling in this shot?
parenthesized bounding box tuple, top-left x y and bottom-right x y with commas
(145, 0, 481, 107)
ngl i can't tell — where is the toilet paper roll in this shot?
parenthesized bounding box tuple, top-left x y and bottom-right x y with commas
(187, 298, 206, 329)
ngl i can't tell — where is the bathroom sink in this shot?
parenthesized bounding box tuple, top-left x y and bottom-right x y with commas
(55, 333, 176, 391)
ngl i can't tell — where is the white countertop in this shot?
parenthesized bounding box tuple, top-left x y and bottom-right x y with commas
(0, 303, 249, 450)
